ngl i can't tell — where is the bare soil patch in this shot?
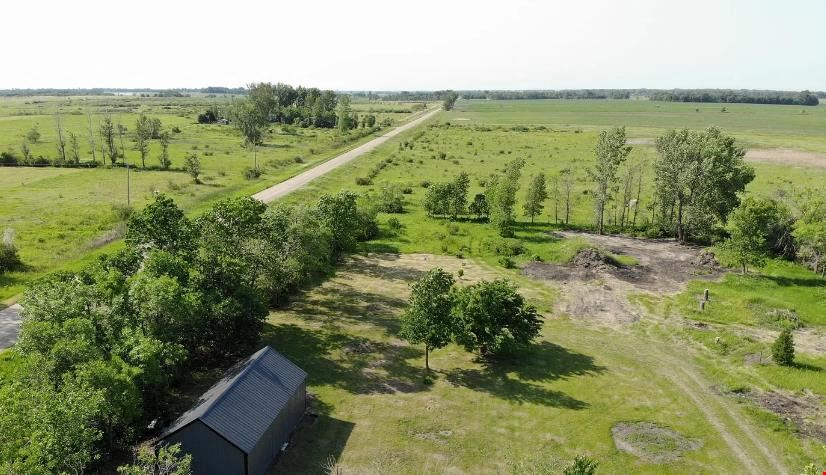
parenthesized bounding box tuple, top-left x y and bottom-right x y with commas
(731, 390, 826, 443)
(523, 231, 723, 325)
(611, 421, 702, 463)
(627, 138, 654, 145)
(745, 148, 826, 168)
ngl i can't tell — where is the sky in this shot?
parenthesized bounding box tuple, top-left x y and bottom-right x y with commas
(3, 0, 825, 91)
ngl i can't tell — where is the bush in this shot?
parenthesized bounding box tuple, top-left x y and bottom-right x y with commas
(772, 328, 795, 366)
(112, 203, 134, 221)
(243, 167, 261, 180)
(0, 229, 22, 274)
(355, 177, 372, 186)
(563, 455, 599, 475)
(377, 185, 405, 213)
(500, 228, 515, 238)
(498, 256, 516, 268)
(402, 187, 413, 194)
(481, 237, 525, 256)
(420, 180, 431, 188)
(0, 151, 18, 166)
(387, 217, 402, 230)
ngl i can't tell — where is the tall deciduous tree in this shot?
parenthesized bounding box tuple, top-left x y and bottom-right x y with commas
(654, 127, 754, 243)
(135, 114, 152, 168)
(523, 172, 548, 223)
(230, 99, 268, 170)
(399, 268, 455, 370)
(100, 115, 118, 165)
(125, 194, 198, 259)
(336, 94, 352, 133)
(158, 131, 171, 169)
(721, 197, 773, 273)
(588, 127, 631, 234)
(793, 192, 826, 276)
(54, 113, 67, 164)
(487, 158, 525, 234)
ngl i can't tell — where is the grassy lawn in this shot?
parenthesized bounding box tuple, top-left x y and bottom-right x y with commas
(266, 254, 806, 473)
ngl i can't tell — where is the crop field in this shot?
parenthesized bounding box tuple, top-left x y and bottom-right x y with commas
(268, 99, 826, 473)
(0, 95, 431, 301)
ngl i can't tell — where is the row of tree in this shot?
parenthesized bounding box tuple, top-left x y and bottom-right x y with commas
(0, 191, 378, 473)
(649, 89, 819, 106)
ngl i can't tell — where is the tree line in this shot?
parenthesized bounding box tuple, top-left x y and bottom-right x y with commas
(649, 89, 819, 106)
(0, 191, 378, 473)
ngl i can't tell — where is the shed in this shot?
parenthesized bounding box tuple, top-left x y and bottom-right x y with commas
(159, 346, 307, 475)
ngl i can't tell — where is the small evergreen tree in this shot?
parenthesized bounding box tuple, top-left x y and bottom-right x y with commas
(772, 328, 794, 366)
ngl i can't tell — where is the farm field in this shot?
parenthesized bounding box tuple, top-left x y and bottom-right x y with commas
(266, 99, 826, 473)
(0, 95, 433, 301)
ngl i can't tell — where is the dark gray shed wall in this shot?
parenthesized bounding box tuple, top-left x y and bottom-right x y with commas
(164, 420, 245, 475)
(247, 381, 306, 475)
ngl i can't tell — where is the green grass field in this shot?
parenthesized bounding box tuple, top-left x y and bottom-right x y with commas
(3, 97, 825, 472)
(0, 95, 431, 301)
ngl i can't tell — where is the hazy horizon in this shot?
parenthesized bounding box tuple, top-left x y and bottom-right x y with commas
(4, 0, 825, 91)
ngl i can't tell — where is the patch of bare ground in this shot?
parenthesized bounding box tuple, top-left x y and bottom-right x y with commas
(745, 148, 826, 168)
(729, 389, 826, 443)
(627, 138, 654, 145)
(523, 231, 723, 326)
(611, 421, 702, 463)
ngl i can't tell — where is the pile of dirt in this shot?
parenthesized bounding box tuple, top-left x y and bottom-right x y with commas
(611, 422, 703, 463)
(693, 251, 719, 268)
(571, 248, 614, 270)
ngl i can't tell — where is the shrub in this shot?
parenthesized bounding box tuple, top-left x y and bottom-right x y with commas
(355, 177, 372, 186)
(772, 328, 795, 366)
(420, 180, 431, 188)
(387, 217, 402, 230)
(171, 126, 181, 133)
(500, 228, 515, 238)
(243, 167, 262, 180)
(481, 237, 525, 256)
(0, 151, 18, 166)
(112, 203, 134, 221)
(498, 256, 516, 268)
(377, 185, 405, 213)
(563, 455, 599, 475)
(402, 187, 413, 194)
(183, 153, 201, 183)
(0, 229, 22, 274)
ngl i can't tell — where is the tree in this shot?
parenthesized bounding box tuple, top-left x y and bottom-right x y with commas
(793, 192, 826, 276)
(588, 127, 631, 234)
(452, 279, 542, 355)
(336, 94, 352, 133)
(487, 158, 525, 234)
(20, 139, 32, 163)
(0, 229, 22, 274)
(100, 115, 118, 165)
(158, 131, 172, 169)
(721, 197, 772, 274)
(559, 168, 575, 225)
(423, 183, 453, 217)
(87, 112, 97, 163)
(399, 268, 455, 370)
(68, 131, 81, 164)
(449, 172, 470, 218)
(469, 193, 489, 220)
(54, 113, 67, 164)
(317, 191, 361, 254)
(772, 328, 795, 366)
(442, 91, 459, 111)
(523, 172, 548, 223)
(230, 99, 267, 170)
(125, 194, 198, 259)
(26, 124, 41, 144)
(117, 443, 192, 475)
(184, 152, 201, 183)
(135, 114, 152, 168)
(654, 127, 754, 242)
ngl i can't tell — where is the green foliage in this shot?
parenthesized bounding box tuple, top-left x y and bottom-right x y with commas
(720, 197, 774, 273)
(588, 127, 631, 234)
(399, 268, 456, 369)
(523, 172, 548, 223)
(772, 328, 795, 366)
(793, 192, 826, 275)
(562, 455, 599, 475)
(126, 194, 198, 259)
(117, 443, 192, 475)
(183, 152, 201, 182)
(0, 229, 22, 274)
(317, 191, 362, 254)
(654, 127, 754, 242)
(442, 91, 459, 111)
(487, 158, 525, 233)
(158, 131, 172, 169)
(452, 279, 542, 355)
(469, 193, 489, 219)
(377, 184, 406, 213)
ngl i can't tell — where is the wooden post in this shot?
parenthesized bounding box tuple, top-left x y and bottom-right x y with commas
(699, 300, 705, 311)
(703, 289, 709, 301)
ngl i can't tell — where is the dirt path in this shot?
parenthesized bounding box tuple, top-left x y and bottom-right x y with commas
(0, 304, 21, 349)
(522, 231, 789, 472)
(252, 108, 441, 203)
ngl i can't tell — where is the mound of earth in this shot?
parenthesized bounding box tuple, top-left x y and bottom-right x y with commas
(571, 247, 615, 269)
(611, 421, 702, 463)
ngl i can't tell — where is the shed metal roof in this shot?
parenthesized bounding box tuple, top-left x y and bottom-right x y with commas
(160, 346, 307, 453)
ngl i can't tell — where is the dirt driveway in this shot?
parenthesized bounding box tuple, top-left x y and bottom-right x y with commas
(523, 231, 722, 326)
(0, 304, 22, 349)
